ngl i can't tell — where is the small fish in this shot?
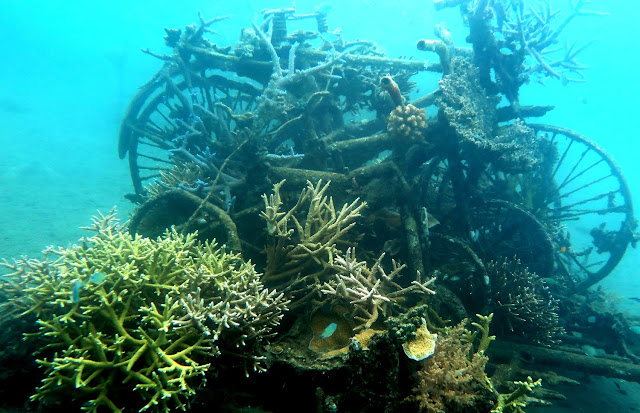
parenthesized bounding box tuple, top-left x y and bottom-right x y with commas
(581, 344, 597, 357)
(88, 271, 107, 285)
(319, 322, 338, 339)
(226, 195, 237, 214)
(71, 280, 83, 303)
(369, 208, 402, 229)
(426, 213, 440, 229)
(383, 239, 402, 256)
(629, 297, 640, 303)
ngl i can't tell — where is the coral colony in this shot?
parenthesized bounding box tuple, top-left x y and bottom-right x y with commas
(2, 1, 640, 412)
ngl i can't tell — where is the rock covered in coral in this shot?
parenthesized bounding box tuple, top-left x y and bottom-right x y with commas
(387, 103, 428, 143)
(0, 210, 288, 412)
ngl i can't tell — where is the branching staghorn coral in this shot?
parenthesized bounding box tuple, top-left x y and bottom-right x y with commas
(487, 257, 563, 344)
(320, 248, 436, 330)
(493, 376, 543, 413)
(0, 210, 287, 412)
(260, 180, 366, 307)
(435, 0, 607, 103)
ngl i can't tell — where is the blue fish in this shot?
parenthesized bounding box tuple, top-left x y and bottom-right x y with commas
(88, 271, 106, 285)
(71, 280, 83, 303)
(319, 322, 338, 339)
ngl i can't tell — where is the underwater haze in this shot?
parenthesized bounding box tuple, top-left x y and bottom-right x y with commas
(1, 0, 640, 412)
(2, 0, 638, 302)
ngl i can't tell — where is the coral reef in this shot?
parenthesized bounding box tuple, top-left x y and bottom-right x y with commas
(387, 103, 428, 144)
(437, 56, 542, 171)
(3, 2, 638, 411)
(437, 0, 607, 103)
(0, 210, 287, 412)
(486, 257, 563, 344)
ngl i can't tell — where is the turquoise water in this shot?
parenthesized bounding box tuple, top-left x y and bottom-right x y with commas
(1, 0, 637, 305)
(1, 1, 639, 411)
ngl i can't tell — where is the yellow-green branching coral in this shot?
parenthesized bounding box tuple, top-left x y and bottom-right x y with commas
(492, 376, 543, 413)
(0, 210, 288, 412)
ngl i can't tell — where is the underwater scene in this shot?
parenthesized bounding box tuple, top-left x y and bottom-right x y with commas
(1, 0, 639, 412)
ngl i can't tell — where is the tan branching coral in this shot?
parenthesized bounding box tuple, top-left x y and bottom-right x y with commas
(387, 103, 428, 143)
(320, 248, 436, 330)
(145, 162, 209, 199)
(260, 180, 366, 307)
(0, 210, 287, 412)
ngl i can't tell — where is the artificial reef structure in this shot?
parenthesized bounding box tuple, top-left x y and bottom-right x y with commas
(2, 1, 640, 412)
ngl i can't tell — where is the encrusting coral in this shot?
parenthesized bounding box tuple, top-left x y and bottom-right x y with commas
(437, 58, 542, 172)
(402, 319, 438, 361)
(0, 210, 287, 412)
